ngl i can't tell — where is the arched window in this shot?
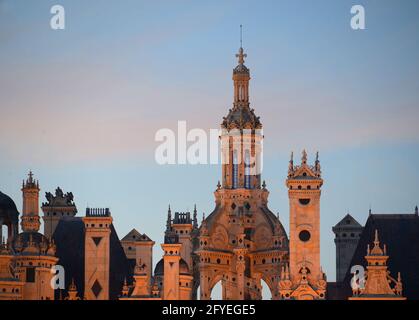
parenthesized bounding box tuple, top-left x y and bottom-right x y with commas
(245, 150, 251, 189)
(232, 150, 238, 189)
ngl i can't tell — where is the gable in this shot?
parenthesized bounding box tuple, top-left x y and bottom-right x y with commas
(334, 214, 363, 229)
(121, 229, 142, 242)
(292, 165, 318, 179)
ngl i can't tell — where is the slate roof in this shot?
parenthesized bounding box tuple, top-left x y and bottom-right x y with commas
(221, 105, 262, 130)
(53, 217, 85, 299)
(333, 214, 363, 229)
(53, 216, 132, 300)
(121, 228, 153, 242)
(0, 191, 19, 224)
(332, 213, 419, 300)
(154, 258, 191, 276)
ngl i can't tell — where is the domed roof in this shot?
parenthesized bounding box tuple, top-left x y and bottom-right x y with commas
(154, 259, 164, 276)
(221, 105, 262, 130)
(11, 231, 55, 256)
(0, 191, 19, 224)
(233, 63, 249, 74)
(179, 259, 190, 274)
(154, 258, 190, 276)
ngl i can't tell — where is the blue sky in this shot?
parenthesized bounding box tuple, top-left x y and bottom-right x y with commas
(1, 0, 419, 291)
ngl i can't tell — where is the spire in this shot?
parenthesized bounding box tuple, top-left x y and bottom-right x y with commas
(231, 25, 250, 107)
(240, 24, 243, 48)
(193, 204, 198, 229)
(415, 205, 418, 216)
(236, 25, 247, 65)
(370, 229, 384, 256)
(166, 205, 172, 232)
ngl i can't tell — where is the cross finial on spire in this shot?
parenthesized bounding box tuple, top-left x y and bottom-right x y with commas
(236, 25, 247, 65)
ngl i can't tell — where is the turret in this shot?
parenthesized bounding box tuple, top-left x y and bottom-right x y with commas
(21, 171, 41, 232)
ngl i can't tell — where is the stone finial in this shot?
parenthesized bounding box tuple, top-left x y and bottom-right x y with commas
(288, 152, 294, 177)
(315, 151, 321, 174)
(395, 272, 403, 296)
(301, 149, 307, 164)
(69, 278, 77, 291)
(66, 278, 81, 300)
(121, 278, 129, 297)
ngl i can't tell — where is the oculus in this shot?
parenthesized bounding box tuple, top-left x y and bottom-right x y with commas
(299, 230, 311, 242)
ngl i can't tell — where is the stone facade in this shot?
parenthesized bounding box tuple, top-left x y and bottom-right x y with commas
(279, 151, 327, 300)
(83, 208, 113, 300)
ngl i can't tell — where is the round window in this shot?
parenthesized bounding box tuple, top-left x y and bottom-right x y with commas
(299, 230, 311, 242)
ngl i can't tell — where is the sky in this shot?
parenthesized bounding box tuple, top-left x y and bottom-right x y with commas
(1, 0, 419, 296)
